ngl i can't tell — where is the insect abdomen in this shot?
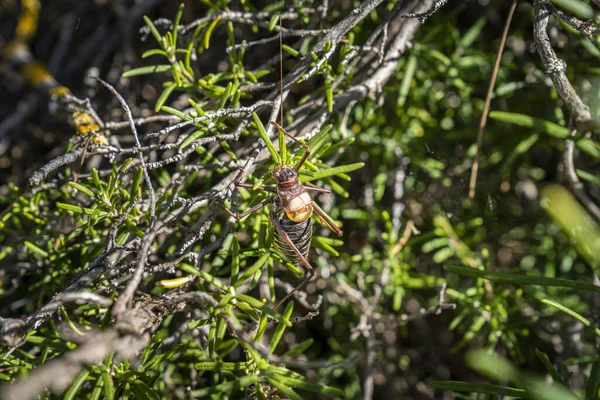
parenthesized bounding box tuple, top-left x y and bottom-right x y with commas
(272, 209, 312, 264)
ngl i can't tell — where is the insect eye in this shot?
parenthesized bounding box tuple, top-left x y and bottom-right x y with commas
(283, 169, 294, 179)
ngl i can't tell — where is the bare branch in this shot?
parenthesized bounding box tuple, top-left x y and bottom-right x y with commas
(546, 2, 597, 39)
(29, 148, 84, 187)
(564, 128, 600, 222)
(295, 0, 431, 135)
(96, 78, 157, 220)
(533, 0, 595, 132)
(402, 0, 449, 23)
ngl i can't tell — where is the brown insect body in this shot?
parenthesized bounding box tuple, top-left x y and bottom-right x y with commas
(271, 166, 314, 264)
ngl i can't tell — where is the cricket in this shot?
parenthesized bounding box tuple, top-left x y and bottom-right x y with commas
(223, 19, 343, 309)
(223, 121, 343, 309)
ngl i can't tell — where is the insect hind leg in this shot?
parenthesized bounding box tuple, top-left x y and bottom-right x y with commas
(274, 269, 314, 311)
(221, 197, 274, 220)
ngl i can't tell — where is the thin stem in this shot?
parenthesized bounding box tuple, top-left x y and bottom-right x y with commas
(468, 0, 518, 199)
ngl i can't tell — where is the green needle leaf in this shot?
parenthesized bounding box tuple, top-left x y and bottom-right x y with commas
(155, 82, 177, 112)
(123, 65, 172, 78)
(69, 182, 95, 198)
(542, 298, 600, 337)
(268, 301, 293, 352)
(143, 15, 163, 46)
(234, 252, 270, 287)
(252, 113, 280, 164)
(172, 3, 184, 47)
(195, 361, 249, 371)
(300, 162, 364, 182)
(272, 376, 345, 396)
(24, 241, 49, 257)
(282, 338, 314, 358)
(204, 16, 222, 49)
(431, 381, 526, 397)
(445, 265, 600, 294)
(489, 111, 568, 139)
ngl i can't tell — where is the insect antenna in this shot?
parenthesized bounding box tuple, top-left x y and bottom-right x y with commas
(278, 16, 287, 166)
(279, 16, 284, 127)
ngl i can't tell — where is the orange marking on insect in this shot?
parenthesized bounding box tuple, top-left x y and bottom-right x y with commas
(286, 204, 313, 222)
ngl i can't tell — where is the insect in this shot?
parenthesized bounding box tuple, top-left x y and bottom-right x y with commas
(223, 121, 343, 309)
(224, 18, 343, 309)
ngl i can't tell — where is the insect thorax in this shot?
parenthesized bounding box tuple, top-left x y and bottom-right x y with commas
(276, 178, 313, 222)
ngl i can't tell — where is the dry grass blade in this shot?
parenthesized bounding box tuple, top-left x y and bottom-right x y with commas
(469, 0, 519, 199)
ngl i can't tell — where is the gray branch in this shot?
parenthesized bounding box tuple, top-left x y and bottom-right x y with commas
(533, 0, 595, 132)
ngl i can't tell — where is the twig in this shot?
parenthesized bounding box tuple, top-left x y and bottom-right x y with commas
(54, 292, 113, 308)
(532, 0, 594, 132)
(391, 149, 409, 242)
(294, 0, 430, 135)
(274, 279, 323, 311)
(546, 1, 597, 39)
(96, 78, 156, 220)
(1, 290, 197, 400)
(176, 11, 304, 35)
(299, 43, 338, 82)
(24, 245, 136, 332)
(400, 284, 456, 321)
(29, 148, 84, 186)
(111, 224, 161, 318)
(144, 101, 273, 139)
(104, 114, 180, 130)
(227, 34, 280, 53)
(564, 127, 600, 222)
(361, 286, 382, 400)
(144, 133, 239, 170)
(168, 205, 218, 257)
(391, 220, 419, 257)
(378, 283, 456, 323)
(402, 0, 449, 23)
(0, 246, 135, 350)
(277, 0, 387, 94)
(468, 0, 518, 199)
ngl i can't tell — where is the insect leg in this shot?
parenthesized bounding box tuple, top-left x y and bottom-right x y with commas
(271, 121, 311, 172)
(312, 202, 343, 236)
(232, 167, 276, 193)
(235, 182, 277, 193)
(303, 182, 331, 194)
(222, 197, 275, 220)
(269, 214, 315, 310)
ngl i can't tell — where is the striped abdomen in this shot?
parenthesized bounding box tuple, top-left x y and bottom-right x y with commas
(271, 204, 312, 264)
